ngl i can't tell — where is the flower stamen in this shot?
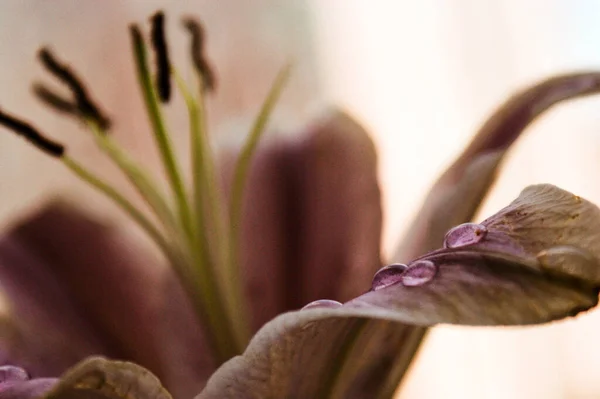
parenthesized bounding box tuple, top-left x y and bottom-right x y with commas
(150, 11, 172, 103)
(0, 109, 64, 156)
(182, 18, 216, 92)
(37, 48, 111, 130)
(0, 9, 291, 366)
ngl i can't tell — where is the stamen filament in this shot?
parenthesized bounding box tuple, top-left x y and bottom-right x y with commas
(174, 70, 249, 349)
(131, 22, 241, 362)
(129, 25, 194, 239)
(1, 11, 280, 365)
(179, 16, 249, 349)
(66, 152, 237, 362)
(32, 81, 182, 239)
(228, 63, 292, 316)
(62, 156, 171, 255)
(230, 63, 292, 245)
(86, 121, 181, 237)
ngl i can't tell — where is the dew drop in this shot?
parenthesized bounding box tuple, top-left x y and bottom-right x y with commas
(0, 366, 29, 383)
(401, 260, 437, 286)
(443, 223, 487, 248)
(302, 299, 343, 310)
(371, 263, 408, 291)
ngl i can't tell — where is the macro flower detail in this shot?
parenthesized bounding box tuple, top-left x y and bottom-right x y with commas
(443, 222, 488, 248)
(1, 9, 600, 399)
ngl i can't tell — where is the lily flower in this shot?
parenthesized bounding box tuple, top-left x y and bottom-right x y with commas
(1, 10, 600, 399)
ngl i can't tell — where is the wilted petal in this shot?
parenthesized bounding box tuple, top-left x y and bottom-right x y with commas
(199, 185, 600, 398)
(480, 184, 600, 258)
(41, 357, 170, 399)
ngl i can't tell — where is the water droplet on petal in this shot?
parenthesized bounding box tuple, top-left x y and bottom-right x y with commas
(443, 223, 487, 248)
(0, 366, 29, 383)
(372, 263, 408, 291)
(401, 260, 437, 286)
(302, 299, 343, 310)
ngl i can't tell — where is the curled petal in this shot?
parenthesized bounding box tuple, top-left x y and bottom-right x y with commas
(380, 73, 600, 390)
(199, 184, 600, 398)
(396, 72, 600, 261)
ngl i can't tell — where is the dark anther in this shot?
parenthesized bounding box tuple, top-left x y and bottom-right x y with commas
(32, 83, 79, 117)
(130, 24, 144, 51)
(150, 11, 172, 103)
(0, 109, 65, 157)
(182, 17, 216, 92)
(37, 48, 111, 130)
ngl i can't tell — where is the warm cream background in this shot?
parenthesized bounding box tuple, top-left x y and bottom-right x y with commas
(1, 1, 600, 398)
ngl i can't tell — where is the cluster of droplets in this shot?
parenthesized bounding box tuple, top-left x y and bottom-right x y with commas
(371, 260, 437, 291)
(303, 222, 490, 308)
(370, 222, 489, 291)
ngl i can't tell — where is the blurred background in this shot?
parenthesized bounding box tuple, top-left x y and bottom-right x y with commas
(1, 1, 600, 398)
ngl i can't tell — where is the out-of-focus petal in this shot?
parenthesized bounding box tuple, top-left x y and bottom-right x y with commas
(238, 142, 298, 330)
(235, 109, 381, 323)
(292, 110, 382, 304)
(156, 273, 216, 399)
(0, 379, 56, 399)
(0, 202, 166, 377)
(0, 365, 56, 399)
(0, 216, 114, 376)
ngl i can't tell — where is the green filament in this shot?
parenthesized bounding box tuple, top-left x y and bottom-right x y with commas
(5, 14, 292, 365)
(130, 26, 194, 239)
(229, 63, 292, 253)
(62, 156, 171, 255)
(86, 122, 181, 236)
(228, 63, 292, 309)
(174, 70, 249, 349)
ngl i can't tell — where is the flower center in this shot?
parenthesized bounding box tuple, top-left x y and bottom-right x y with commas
(0, 10, 290, 365)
